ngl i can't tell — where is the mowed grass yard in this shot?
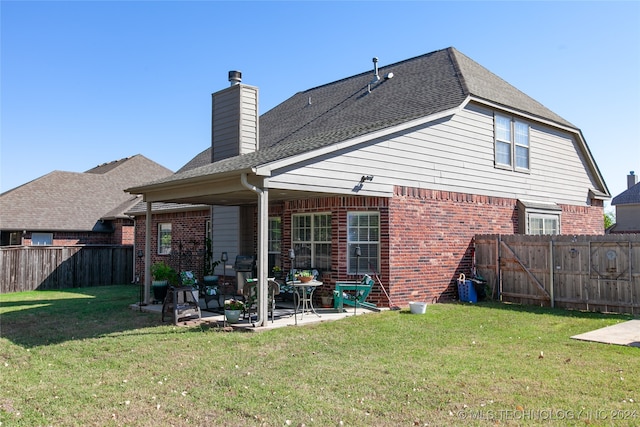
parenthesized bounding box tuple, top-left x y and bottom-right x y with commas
(0, 285, 638, 427)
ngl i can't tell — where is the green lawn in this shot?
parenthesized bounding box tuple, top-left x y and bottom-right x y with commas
(1, 285, 638, 426)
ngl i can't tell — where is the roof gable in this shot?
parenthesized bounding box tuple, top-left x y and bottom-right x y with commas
(132, 47, 602, 196)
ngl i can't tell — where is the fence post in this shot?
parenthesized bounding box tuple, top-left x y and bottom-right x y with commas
(549, 239, 555, 308)
(497, 234, 502, 300)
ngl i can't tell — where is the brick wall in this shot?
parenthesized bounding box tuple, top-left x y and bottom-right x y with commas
(388, 187, 605, 306)
(131, 189, 604, 307)
(560, 203, 605, 235)
(21, 218, 135, 246)
(133, 209, 210, 283)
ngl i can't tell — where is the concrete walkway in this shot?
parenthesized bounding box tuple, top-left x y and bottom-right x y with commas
(571, 320, 640, 348)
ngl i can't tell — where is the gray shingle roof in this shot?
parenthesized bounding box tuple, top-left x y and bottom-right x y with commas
(136, 47, 578, 188)
(1, 155, 173, 231)
(611, 181, 640, 205)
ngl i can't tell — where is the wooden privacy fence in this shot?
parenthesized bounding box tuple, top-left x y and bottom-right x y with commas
(0, 245, 133, 293)
(474, 234, 640, 315)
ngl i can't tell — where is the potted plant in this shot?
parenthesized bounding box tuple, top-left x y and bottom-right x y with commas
(297, 270, 313, 283)
(271, 265, 282, 279)
(150, 261, 176, 303)
(317, 288, 333, 308)
(224, 298, 244, 324)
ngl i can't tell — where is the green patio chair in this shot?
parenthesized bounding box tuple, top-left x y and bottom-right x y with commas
(333, 274, 377, 311)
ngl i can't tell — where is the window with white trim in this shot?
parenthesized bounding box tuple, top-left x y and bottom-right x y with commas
(291, 213, 331, 270)
(158, 223, 172, 255)
(347, 212, 379, 275)
(495, 114, 530, 171)
(268, 217, 282, 272)
(528, 214, 560, 235)
(517, 200, 561, 235)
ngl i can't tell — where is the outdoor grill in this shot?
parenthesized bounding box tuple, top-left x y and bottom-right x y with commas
(233, 255, 255, 293)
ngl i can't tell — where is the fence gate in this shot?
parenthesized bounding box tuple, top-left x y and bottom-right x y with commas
(474, 234, 639, 315)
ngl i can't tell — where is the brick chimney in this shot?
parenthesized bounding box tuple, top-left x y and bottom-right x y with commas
(628, 171, 637, 189)
(211, 71, 259, 162)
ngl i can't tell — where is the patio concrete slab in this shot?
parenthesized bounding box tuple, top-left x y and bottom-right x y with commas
(571, 320, 640, 348)
(129, 299, 378, 331)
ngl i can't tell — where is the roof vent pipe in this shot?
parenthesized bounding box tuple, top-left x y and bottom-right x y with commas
(371, 57, 380, 84)
(228, 70, 242, 86)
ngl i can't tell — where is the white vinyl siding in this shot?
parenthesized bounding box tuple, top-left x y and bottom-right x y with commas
(212, 206, 239, 275)
(266, 103, 598, 206)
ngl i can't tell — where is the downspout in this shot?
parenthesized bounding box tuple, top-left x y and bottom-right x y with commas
(240, 173, 268, 327)
(144, 202, 152, 305)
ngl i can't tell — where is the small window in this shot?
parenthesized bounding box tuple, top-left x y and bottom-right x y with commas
(495, 114, 529, 171)
(158, 223, 172, 255)
(517, 200, 560, 235)
(347, 212, 379, 275)
(31, 232, 53, 245)
(528, 214, 559, 235)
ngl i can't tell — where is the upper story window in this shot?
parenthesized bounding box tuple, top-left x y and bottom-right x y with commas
(347, 212, 379, 275)
(292, 213, 331, 270)
(495, 114, 530, 171)
(158, 223, 172, 255)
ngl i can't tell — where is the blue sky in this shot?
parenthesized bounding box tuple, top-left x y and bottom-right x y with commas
(2, 1, 639, 209)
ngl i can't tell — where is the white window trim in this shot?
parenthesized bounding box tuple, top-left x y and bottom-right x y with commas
(527, 212, 560, 235)
(494, 113, 530, 172)
(158, 223, 172, 255)
(268, 217, 282, 254)
(347, 211, 380, 275)
(291, 212, 331, 269)
(517, 200, 561, 235)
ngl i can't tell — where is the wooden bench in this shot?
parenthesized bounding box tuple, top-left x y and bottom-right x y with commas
(333, 274, 378, 311)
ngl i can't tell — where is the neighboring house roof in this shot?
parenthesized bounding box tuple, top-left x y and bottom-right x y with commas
(0, 155, 173, 232)
(611, 181, 640, 205)
(131, 47, 607, 200)
(125, 200, 210, 216)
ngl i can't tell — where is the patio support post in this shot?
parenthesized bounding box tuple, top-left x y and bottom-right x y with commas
(241, 173, 268, 327)
(257, 186, 269, 326)
(144, 201, 152, 305)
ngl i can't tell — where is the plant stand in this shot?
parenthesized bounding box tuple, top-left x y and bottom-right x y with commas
(162, 286, 201, 325)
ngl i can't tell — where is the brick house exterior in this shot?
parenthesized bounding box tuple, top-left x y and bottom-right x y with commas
(127, 48, 609, 319)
